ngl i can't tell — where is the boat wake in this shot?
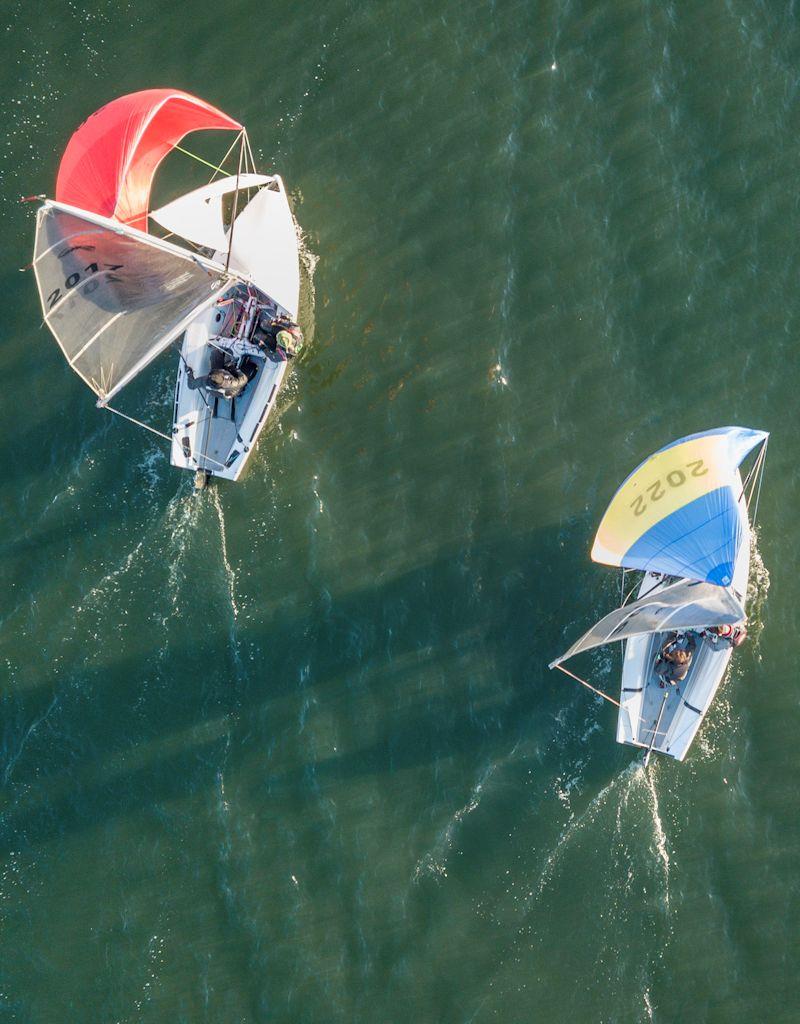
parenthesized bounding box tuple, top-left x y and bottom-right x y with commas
(73, 538, 147, 619)
(413, 761, 498, 882)
(746, 526, 770, 659)
(533, 760, 671, 912)
(2, 694, 59, 785)
(211, 488, 240, 623)
(163, 489, 203, 621)
(211, 487, 243, 673)
(641, 765, 671, 910)
(294, 216, 318, 351)
(535, 763, 638, 897)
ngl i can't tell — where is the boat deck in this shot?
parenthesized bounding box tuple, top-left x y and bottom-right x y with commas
(194, 353, 285, 475)
(635, 633, 721, 752)
(171, 295, 289, 481)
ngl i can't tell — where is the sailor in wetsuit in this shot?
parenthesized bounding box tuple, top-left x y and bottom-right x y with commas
(253, 313, 304, 361)
(186, 361, 249, 400)
(655, 631, 697, 688)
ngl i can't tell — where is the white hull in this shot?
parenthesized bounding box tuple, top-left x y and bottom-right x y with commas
(169, 176, 299, 483)
(169, 301, 288, 481)
(616, 471, 751, 761)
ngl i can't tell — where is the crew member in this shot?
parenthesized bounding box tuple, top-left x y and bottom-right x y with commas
(703, 624, 748, 649)
(254, 314, 304, 360)
(186, 363, 249, 400)
(655, 631, 697, 687)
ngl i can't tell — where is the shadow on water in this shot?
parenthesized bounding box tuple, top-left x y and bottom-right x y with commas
(0, 518, 612, 858)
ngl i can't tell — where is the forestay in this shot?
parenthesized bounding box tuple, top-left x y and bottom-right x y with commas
(33, 201, 230, 402)
(549, 579, 745, 668)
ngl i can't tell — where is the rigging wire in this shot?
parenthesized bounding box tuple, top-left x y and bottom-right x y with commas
(750, 438, 768, 528)
(740, 439, 767, 506)
(206, 130, 244, 184)
(243, 130, 257, 175)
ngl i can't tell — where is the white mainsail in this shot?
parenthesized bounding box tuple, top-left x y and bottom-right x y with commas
(549, 579, 745, 669)
(150, 174, 272, 250)
(33, 201, 237, 402)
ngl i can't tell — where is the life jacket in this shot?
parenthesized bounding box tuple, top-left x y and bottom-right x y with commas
(257, 316, 303, 355)
(731, 625, 748, 648)
(275, 322, 303, 357)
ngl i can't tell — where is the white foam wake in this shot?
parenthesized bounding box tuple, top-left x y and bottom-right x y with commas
(641, 764, 671, 911)
(163, 490, 203, 619)
(211, 488, 240, 623)
(534, 760, 671, 912)
(211, 487, 243, 675)
(535, 762, 641, 897)
(413, 762, 497, 882)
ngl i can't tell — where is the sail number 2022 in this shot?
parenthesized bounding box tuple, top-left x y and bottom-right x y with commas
(629, 460, 708, 516)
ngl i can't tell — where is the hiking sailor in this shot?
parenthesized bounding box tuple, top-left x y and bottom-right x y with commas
(703, 623, 748, 649)
(252, 313, 304, 361)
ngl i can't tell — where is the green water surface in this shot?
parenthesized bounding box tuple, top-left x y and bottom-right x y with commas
(0, 1, 798, 1021)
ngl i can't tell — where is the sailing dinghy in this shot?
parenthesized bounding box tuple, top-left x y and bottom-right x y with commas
(30, 89, 300, 487)
(550, 427, 769, 764)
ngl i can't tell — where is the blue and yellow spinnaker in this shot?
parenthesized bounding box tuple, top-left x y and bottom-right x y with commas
(591, 427, 768, 586)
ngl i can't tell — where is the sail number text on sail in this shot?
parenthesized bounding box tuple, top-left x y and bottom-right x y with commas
(46, 250, 125, 312)
(629, 459, 709, 516)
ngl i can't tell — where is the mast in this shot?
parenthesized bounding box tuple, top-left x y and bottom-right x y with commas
(225, 130, 246, 274)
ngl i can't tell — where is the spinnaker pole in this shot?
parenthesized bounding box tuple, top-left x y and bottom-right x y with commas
(553, 663, 621, 708)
